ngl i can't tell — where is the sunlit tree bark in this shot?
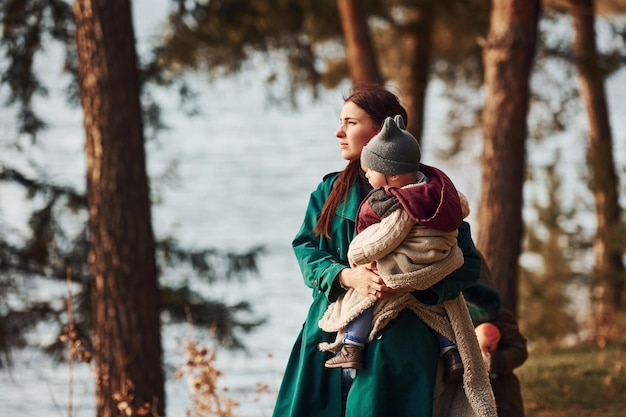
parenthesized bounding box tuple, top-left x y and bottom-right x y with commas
(73, 0, 165, 416)
(337, 0, 383, 84)
(399, 3, 434, 141)
(477, 0, 540, 314)
(569, 0, 625, 343)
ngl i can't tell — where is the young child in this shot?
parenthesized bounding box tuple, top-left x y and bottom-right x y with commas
(475, 311, 528, 417)
(465, 274, 528, 417)
(318, 115, 471, 383)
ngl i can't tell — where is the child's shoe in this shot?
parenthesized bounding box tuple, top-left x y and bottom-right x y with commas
(324, 344, 363, 369)
(442, 347, 464, 383)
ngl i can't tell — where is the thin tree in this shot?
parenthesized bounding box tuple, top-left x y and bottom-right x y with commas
(398, 3, 435, 140)
(476, 0, 541, 314)
(73, 0, 165, 416)
(337, 0, 383, 84)
(369, 0, 491, 146)
(569, 0, 625, 343)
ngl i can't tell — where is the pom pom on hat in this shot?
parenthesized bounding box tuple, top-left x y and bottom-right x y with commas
(361, 115, 421, 175)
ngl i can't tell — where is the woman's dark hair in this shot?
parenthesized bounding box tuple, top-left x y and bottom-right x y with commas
(315, 83, 408, 238)
(347, 83, 408, 127)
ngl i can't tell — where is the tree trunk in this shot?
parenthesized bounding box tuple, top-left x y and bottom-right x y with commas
(399, 3, 434, 142)
(477, 0, 540, 314)
(337, 0, 383, 84)
(570, 0, 625, 343)
(73, 1, 165, 416)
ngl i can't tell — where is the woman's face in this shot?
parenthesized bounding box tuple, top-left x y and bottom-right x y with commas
(335, 101, 380, 161)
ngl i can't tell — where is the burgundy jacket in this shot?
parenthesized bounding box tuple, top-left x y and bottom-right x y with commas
(357, 163, 463, 234)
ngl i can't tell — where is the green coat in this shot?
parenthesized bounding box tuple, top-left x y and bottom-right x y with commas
(272, 173, 481, 417)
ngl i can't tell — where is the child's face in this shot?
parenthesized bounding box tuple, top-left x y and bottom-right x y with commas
(475, 322, 501, 353)
(481, 340, 498, 353)
(363, 166, 387, 188)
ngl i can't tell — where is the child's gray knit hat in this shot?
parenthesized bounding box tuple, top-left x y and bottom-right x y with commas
(361, 115, 421, 175)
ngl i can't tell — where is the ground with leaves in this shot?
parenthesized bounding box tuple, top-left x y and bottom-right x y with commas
(519, 339, 626, 417)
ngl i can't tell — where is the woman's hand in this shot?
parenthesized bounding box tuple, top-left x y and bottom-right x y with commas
(370, 263, 417, 299)
(339, 263, 384, 301)
(340, 263, 416, 301)
(377, 283, 411, 299)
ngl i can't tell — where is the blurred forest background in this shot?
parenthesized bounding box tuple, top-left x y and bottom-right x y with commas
(1, 0, 625, 416)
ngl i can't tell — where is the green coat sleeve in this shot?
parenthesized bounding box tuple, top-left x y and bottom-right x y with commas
(292, 175, 357, 302)
(413, 221, 481, 305)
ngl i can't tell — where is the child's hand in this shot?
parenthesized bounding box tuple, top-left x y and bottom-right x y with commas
(481, 351, 491, 368)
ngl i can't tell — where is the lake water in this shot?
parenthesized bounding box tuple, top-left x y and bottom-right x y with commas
(0, 70, 346, 416)
(1, 1, 625, 416)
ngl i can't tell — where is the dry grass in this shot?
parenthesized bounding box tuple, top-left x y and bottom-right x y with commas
(519, 339, 626, 417)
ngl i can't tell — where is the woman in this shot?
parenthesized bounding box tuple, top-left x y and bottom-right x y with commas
(272, 83, 484, 417)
